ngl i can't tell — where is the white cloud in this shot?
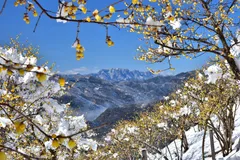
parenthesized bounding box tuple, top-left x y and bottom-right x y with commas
(60, 67, 99, 75)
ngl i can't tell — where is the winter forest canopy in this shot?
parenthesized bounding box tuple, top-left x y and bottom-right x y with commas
(0, 0, 240, 159)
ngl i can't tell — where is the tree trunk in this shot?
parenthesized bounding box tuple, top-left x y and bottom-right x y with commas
(226, 57, 240, 80)
(209, 129, 216, 160)
(202, 123, 208, 160)
(142, 149, 148, 160)
(182, 131, 189, 153)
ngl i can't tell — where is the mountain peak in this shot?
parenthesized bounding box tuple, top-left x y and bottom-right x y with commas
(91, 68, 154, 81)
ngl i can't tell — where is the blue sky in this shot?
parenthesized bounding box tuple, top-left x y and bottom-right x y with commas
(0, 1, 211, 75)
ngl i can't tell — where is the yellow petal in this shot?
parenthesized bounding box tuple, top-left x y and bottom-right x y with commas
(132, 0, 139, 4)
(58, 78, 65, 87)
(86, 17, 91, 22)
(81, 7, 87, 14)
(19, 69, 25, 76)
(109, 6, 115, 13)
(52, 140, 60, 149)
(36, 73, 47, 82)
(0, 152, 7, 160)
(68, 139, 77, 149)
(95, 14, 102, 22)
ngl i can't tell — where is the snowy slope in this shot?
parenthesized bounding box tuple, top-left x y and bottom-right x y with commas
(149, 101, 240, 160)
(58, 72, 191, 121)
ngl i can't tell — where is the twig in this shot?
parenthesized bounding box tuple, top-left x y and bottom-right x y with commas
(0, 0, 7, 15)
(76, 22, 80, 38)
(0, 144, 46, 160)
(0, 103, 51, 138)
(33, 11, 44, 32)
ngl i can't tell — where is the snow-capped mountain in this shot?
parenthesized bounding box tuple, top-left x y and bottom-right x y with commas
(90, 68, 155, 81)
(58, 71, 193, 121)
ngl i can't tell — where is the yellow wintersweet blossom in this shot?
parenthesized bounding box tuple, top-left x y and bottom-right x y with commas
(81, 6, 87, 14)
(106, 36, 114, 47)
(109, 5, 115, 13)
(33, 10, 38, 17)
(14, 121, 26, 134)
(68, 139, 77, 149)
(124, 10, 128, 15)
(23, 13, 30, 24)
(132, 0, 139, 4)
(58, 78, 65, 87)
(86, 17, 91, 22)
(36, 73, 47, 82)
(7, 70, 13, 76)
(52, 139, 60, 149)
(95, 14, 102, 22)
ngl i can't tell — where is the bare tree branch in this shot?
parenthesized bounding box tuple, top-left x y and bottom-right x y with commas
(0, 0, 7, 15)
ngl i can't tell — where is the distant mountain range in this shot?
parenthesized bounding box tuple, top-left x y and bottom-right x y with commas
(57, 69, 194, 124)
(90, 68, 155, 81)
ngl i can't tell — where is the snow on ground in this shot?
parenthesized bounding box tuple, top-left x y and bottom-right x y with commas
(149, 102, 240, 160)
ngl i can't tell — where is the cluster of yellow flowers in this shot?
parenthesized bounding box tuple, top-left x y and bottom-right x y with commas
(14, 0, 26, 6)
(106, 36, 114, 47)
(76, 0, 86, 5)
(92, 9, 102, 22)
(23, 13, 30, 24)
(15, 1, 38, 24)
(14, 0, 121, 59)
(51, 134, 77, 149)
(75, 42, 85, 60)
(63, 3, 78, 19)
(27, 2, 38, 17)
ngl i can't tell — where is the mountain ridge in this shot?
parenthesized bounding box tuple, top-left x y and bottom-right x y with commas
(57, 70, 193, 122)
(89, 68, 158, 81)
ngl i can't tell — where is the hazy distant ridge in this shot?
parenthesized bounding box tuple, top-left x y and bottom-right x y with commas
(90, 68, 155, 81)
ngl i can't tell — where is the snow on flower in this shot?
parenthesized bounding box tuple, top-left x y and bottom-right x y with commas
(24, 56, 37, 65)
(163, 96, 170, 100)
(0, 45, 97, 159)
(198, 73, 203, 80)
(180, 105, 191, 116)
(204, 64, 223, 84)
(104, 135, 111, 142)
(157, 122, 167, 128)
(176, 89, 181, 94)
(124, 126, 139, 134)
(56, 115, 87, 136)
(164, 11, 173, 19)
(111, 129, 116, 133)
(116, 17, 134, 28)
(56, 2, 73, 23)
(169, 99, 176, 107)
(0, 117, 12, 128)
(34, 115, 44, 125)
(170, 18, 181, 29)
(113, 153, 118, 158)
(116, 17, 124, 23)
(127, 126, 138, 134)
(145, 16, 163, 26)
(79, 139, 98, 151)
